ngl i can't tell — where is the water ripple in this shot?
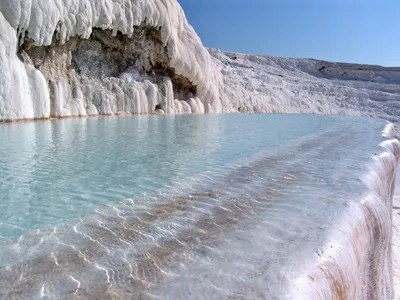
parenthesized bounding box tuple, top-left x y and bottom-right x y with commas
(0, 114, 388, 299)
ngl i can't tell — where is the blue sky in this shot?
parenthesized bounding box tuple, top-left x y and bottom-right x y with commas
(177, 0, 400, 66)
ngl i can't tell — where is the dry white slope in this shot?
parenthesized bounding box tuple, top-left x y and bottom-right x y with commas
(211, 48, 400, 124)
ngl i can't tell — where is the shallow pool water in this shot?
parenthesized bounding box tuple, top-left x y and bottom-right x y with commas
(0, 114, 388, 299)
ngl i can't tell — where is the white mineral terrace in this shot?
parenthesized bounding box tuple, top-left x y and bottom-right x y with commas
(1, 1, 400, 299)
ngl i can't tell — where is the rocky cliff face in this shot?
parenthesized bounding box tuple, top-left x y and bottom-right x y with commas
(0, 0, 222, 121)
(19, 25, 201, 117)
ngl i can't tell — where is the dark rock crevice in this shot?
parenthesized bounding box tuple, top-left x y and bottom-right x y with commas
(18, 24, 197, 104)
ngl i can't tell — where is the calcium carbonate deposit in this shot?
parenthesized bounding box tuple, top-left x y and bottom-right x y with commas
(1, 1, 400, 299)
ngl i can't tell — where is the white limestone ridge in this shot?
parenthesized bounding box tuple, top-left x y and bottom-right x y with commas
(1, 1, 400, 122)
(0, 0, 222, 120)
(210, 49, 400, 123)
(289, 123, 400, 300)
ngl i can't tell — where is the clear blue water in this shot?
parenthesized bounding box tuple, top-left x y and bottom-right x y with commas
(0, 114, 335, 240)
(0, 114, 388, 299)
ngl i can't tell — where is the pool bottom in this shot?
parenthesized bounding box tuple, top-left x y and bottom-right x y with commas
(0, 121, 396, 299)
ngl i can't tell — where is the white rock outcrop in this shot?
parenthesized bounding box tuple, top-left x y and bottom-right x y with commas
(0, 0, 222, 121)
